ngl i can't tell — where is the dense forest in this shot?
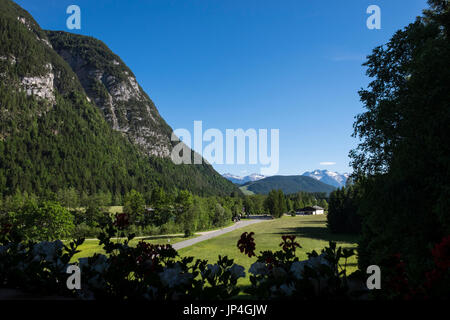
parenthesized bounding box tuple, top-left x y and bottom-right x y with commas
(242, 175, 336, 195)
(0, 187, 328, 241)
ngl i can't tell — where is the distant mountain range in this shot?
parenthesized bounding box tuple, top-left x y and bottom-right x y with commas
(223, 170, 349, 189)
(302, 170, 349, 188)
(222, 173, 266, 185)
(238, 175, 336, 195)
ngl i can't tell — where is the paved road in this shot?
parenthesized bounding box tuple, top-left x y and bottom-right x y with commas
(172, 216, 272, 250)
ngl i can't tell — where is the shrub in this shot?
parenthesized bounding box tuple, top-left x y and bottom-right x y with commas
(4, 200, 75, 241)
(240, 233, 362, 299)
(72, 222, 101, 239)
(11, 219, 447, 300)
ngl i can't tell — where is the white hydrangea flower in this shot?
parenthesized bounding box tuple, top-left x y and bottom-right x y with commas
(78, 254, 109, 274)
(87, 275, 103, 289)
(205, 264, 220, 278)
(77, 288, 95, 300)
(229, 264, 245, 280)
(17, 261, 27, 271)
(271, 266, 287, 279)
(76, 255, 109, 290)
(0, 245, 9, 255)
(52, 257, 67, 271)
(159, 264, 193, 288)
(249, 262, 268, 276)
(290, 260, 308, 280)
(279, 283, 296, 296)
(32, 240, 64, 262)
(78, 257, 89, 271)
(148, 286, 158, 296)
(307, 253, 331, 269)
(92, 255, 109, 273)
(160, 266, 180, 288)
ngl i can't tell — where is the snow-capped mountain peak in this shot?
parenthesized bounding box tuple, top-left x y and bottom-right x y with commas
(247, 173, 266, 181)
(302, 170, 349, 188)
(222, 173, 266, 185)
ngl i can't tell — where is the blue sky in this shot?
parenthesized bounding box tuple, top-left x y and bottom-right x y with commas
(15, 0, 427, 176)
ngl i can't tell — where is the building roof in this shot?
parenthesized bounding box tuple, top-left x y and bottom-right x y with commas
(301, 206, 324, 211)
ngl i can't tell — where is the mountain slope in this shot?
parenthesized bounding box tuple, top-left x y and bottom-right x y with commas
(0, 0, 238, 198)
(46, 31, 173, 158)
(241, 175, 336, 195)
(302, 170, 349, 188)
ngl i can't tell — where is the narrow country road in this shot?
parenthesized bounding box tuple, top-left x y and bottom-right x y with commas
(172, 216, 272, 250)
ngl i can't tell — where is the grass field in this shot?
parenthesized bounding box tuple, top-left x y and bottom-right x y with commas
(108, 206, 123, 214)
(178, 215, 359, 287)
(239, 185, 255, 195)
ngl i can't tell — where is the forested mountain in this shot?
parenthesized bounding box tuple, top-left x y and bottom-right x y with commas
(0, 0, 239, 199)
(241, 175, 336, 195)
(46, 30, 173, 158)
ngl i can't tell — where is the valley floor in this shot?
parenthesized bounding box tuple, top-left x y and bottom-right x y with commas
(178, 215, 359, 288)
(72, 215, 359, 290)
(172, 216, 271, 250)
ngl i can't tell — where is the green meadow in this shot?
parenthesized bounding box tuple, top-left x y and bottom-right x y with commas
(71, 214, 359, 288)
(179, 215, 359, 287)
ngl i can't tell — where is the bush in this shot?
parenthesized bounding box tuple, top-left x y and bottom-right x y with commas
(72, 223, 101, 239)
(238, 233, 362, 299)
(4, 200, 75, 241)
(159, 221, 179, 235)
(6, 217, 446, 300)
(0, 216, 246, 300)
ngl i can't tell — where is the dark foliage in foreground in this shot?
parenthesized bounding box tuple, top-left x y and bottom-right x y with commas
(351, 0, 450, 283)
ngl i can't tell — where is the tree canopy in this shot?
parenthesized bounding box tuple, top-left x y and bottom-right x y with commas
(351, 0, 450, 281)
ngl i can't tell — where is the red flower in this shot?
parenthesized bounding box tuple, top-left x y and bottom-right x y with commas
(422, 235, 450, 290)
(114, 213, 130, 229)
(280, 235, 301, 253)
(133, 241, 177, 276)
(425, 268, 442, 289)
(1, 223, 12, 235)
(386, 253, 410, 295)
(431, 235, 450, 270)
(265, 256, 276, 270)
(237, 232, 256, 257)
(136, 241, 176, 262)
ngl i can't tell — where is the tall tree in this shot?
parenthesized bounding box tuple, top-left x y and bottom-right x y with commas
(175, 190, 195, 236)
(350, 0, 450, 281)
(123, 190, 146, 225)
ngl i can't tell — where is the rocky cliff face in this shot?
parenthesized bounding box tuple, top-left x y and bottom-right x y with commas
(0, 4, 85, 117)
(0, 15, 53, 103)
(47, 31, 173, 158)
(0, 0, 239, 197)
(20, 62, 55, 104)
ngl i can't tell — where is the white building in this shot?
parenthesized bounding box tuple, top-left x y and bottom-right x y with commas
(297, 206, 325, 215)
